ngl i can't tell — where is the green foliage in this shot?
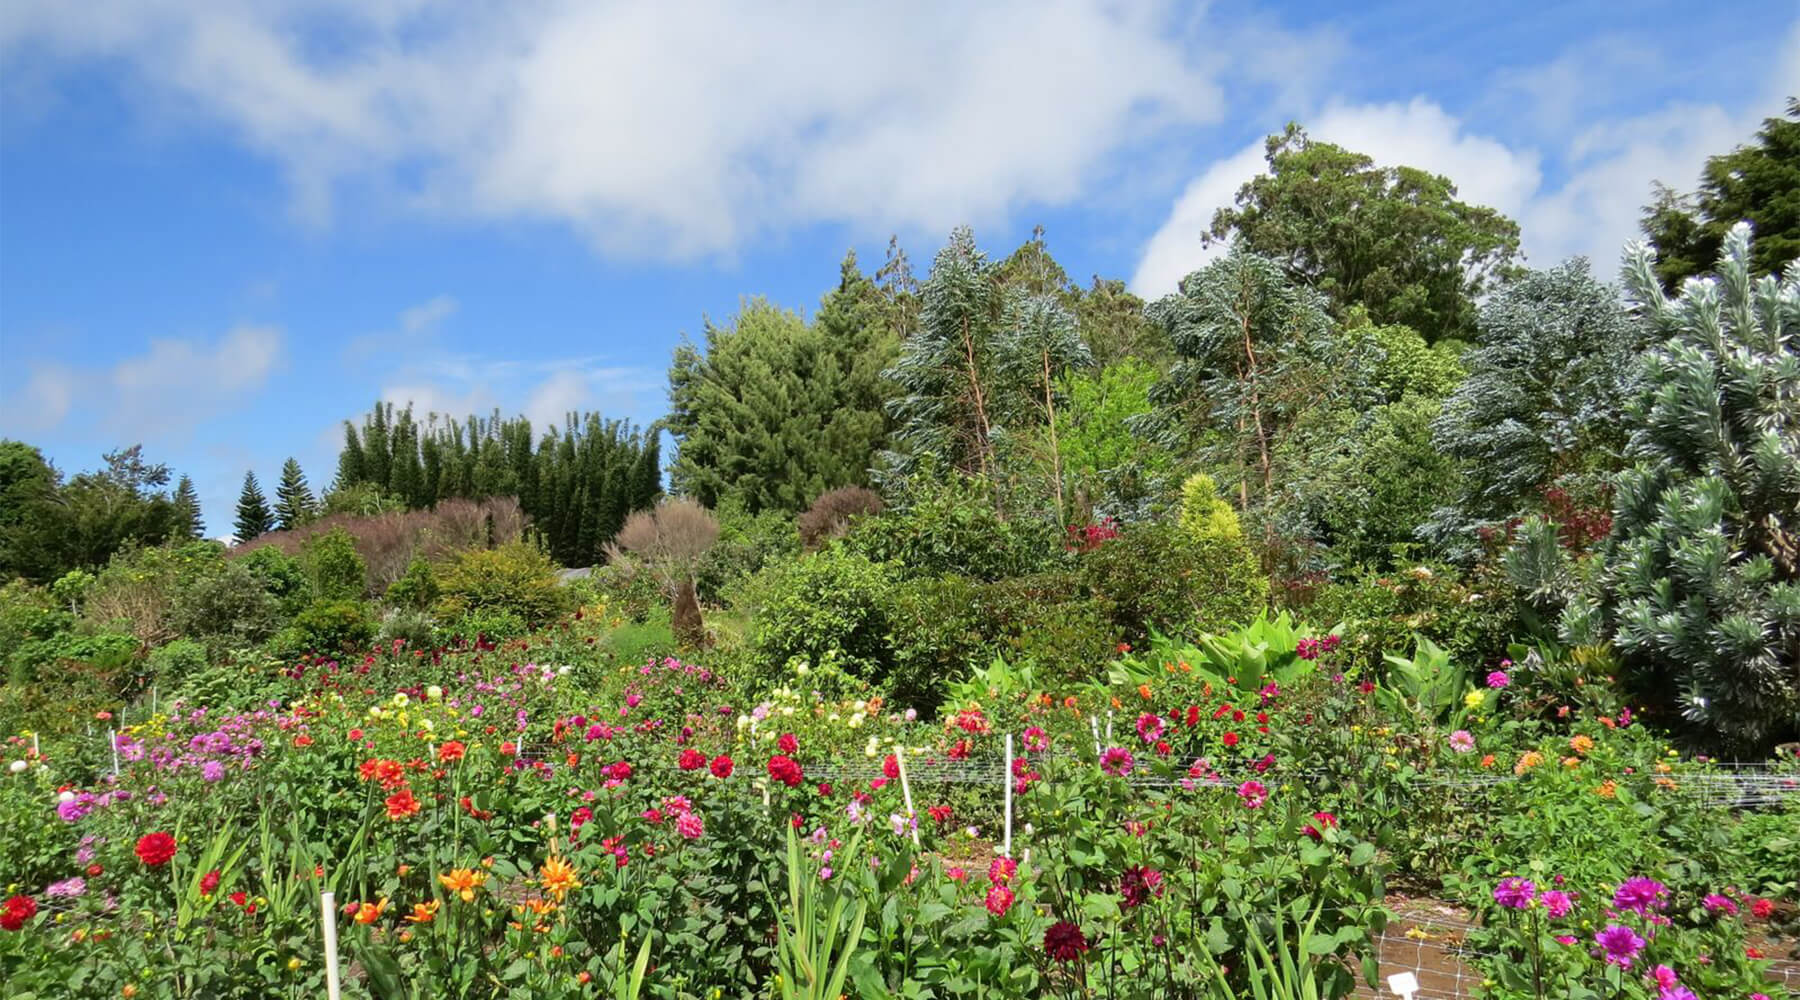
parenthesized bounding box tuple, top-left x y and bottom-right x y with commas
(172, 474, 204, 539)
(274, 599, 375, 656)
(234, 470, 274, 543)
(845, 469, 1060, 582)
(273, 457, 317, 531)
(1079, 520, 1267, 644)
(1357, 318, 1463, 401)
(1, 443, 188, 583)
(744, 548, 897, 688)
(1424, 258, 1646, 558)
(699, 497, 802, 597)
(1209, 122, 1522, 342)
(146, 637, 209, 688)
(1641, 100, 1800, 291)
(234, 545, 309, 616)
(1570, 224, 1800, 749)
(333, 402, 659, 567)
(435, 542, 568, 629)
(1179, 472, 1243, 545)
(1057, 357, 1173, 516)
(1307, 564, 1519, 677)
(301, 527, 367, 601)
(171, 560, 280, 655)
(1142, 248, 1377, 537)
(1299, 396, 1462, 570)
(439, 606, 529, 646)
(384, 557, 440, 611)
(667, 259, 897, 514)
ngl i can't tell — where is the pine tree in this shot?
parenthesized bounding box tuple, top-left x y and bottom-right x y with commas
(274, 458, 316, 531)
(1423, 259, 1647, 558)
(234, 471, 274, 543)
(172, 474, 204, 539)
(333, 423, 365, 491)
(1564, 223, 1800, 750)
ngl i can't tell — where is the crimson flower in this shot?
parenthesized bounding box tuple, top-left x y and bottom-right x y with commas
(1043, 920, 1090, 962)
(135, 832, 177, 867)
(767, 755, 804, 788)
(678, 748, 706, 771)
(1, 895, 37, 931)
(777, 733, 798, 754)
(199, 869, 221, 896)
(709, 755, 735, 778)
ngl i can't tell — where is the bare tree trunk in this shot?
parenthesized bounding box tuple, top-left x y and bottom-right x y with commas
(671, 577, 706, 650)
(1042, 350, 1064, 524)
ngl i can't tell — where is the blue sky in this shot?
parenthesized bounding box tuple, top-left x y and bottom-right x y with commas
(0, 1, 1792, 533)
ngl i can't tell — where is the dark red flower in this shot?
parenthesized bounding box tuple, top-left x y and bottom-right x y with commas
(199, 869, 221, 896)
(1119, 866, 1164, 908)
(1302, 811, 1338, 840)
(1, 895, 37, 931)
(1043, 920, 1090, 962)
(1222, 732, 1239, 748)
(135, 832, 177, 868)
(768, 755, 804, 788)
(777, 733, 798, 754)
(709, 755, 734, 778)
(1185, 705, 1200, 727)
(678, 748, 706, 771)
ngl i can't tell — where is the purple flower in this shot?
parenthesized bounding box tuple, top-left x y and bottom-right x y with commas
(1594, 923, 1644, 967)
(1656, 989, 1696, 1000)
(1493, 877, 1536, 910)
(1612, 877, 1669, 916)
(1486, 670, 1510, 689)
(45, 877, 86, 898)
(202, 761, 225, 783)
(1701, 893, 1738, 915)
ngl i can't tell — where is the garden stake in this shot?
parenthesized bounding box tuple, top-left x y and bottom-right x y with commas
(1002, 733, 1013, 858)
(1088, 715, 1100, 755)
(892, 745, 921, 846)
(108, 729, 117, 776)
(1105, 710, 1113, 743)
(1386, 970, 1419, 1000)
(320, 890, 341, 1000)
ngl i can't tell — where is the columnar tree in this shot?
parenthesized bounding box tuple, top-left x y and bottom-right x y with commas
(274, 458, 317, 531)
(234, 471, 273, 544)
(1567, 224, 1800, 750)
(172, 475, 204, 539)
(1424, 259, 1647, 557)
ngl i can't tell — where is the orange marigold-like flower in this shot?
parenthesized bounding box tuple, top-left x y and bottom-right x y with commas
(405, 900, 439, 924)
(439, 868, 488, 902)
(1594, 780, 1617, 799)
(384, 788, 422, 821)
(437, 741, 465, 763)
(540, 855, 580, 899)
(1513, 751, 1545, 775)
(1569, 735, 1595, 755)
(351, 898, 388, 925)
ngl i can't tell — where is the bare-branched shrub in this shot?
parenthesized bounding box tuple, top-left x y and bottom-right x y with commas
(235, 496, 527, 592)
(605, 498, 719, 648)
(797, 486, 884, 550)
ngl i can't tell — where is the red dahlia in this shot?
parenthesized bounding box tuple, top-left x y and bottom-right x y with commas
(1043, 920, 1090, 962)
(0, 895, 37, 931)
(777, 733, 798, 754)
(678, 748, 707, 771)
(767, 754, 804, 788)
(135, 832, 177, 867)
(199, 869, 221, 896)
(709, 754, 734, 778)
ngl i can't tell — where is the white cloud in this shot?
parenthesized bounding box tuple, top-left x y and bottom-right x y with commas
(379, 354, 663, 433)
(0, 325, 284, 436)
(0, 1, 1273, 257)
(1132, 25, 1799, 301)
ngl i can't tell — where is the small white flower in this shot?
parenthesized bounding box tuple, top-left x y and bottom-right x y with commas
(425, 685, 443, 701)
(795, 663, 810, 677)
(736, 715, 751, 730)
(58, 790, 75, 803)
(392, 693, 410, 707)
(557, 665, 572, 676)
(8, 759, 25, 774)
(781, 706, 795, 717)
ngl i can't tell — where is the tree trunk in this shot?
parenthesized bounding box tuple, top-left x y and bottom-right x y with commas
(672, 577, 706, 650)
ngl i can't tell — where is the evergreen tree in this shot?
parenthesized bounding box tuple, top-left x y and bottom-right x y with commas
(273, 458, 316, 531)
(1423, 258, 1646, 558)
(1641, 101, 1800, 291)
(1565, 224, 1800, 750)
(993, 291, 1091, 521)
(234, 471, 274, 543)
(173, 474, 204, 539)
(1209, 123, 1522, 341)
(333, 423, 365, 491)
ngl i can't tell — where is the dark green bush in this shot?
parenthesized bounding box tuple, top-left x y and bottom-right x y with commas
(981, 572, 1120, 688)
(1306, 563, 1519, 676)
(172, 562, 279, 655)
(235, 545, 310, 616)
(885, 574, 988, 711)
(146, 637, 208, 689)
(273, 600, 375, 657)
(1078, 521, 1266, 644)
(844, 477, 1062, 582)
(743, 548, 897, 685)
(696, 500, 800, 600)
(301, 527, 367, 601)
(384, 557, 440, 611)
(439, 607, 529, 646)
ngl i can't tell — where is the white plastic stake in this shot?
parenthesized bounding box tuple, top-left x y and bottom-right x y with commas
(1088, 716, 1101, 755)
(108, 729, 118, 776)
(891, 746, 921, 847)
(1002, 733, 1014, 859)
(1104, 710, 1114, 743)
(321, 890, 342, 1000)
(1386, 971, 1419, 1000)
(31, 732, 39, 758)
